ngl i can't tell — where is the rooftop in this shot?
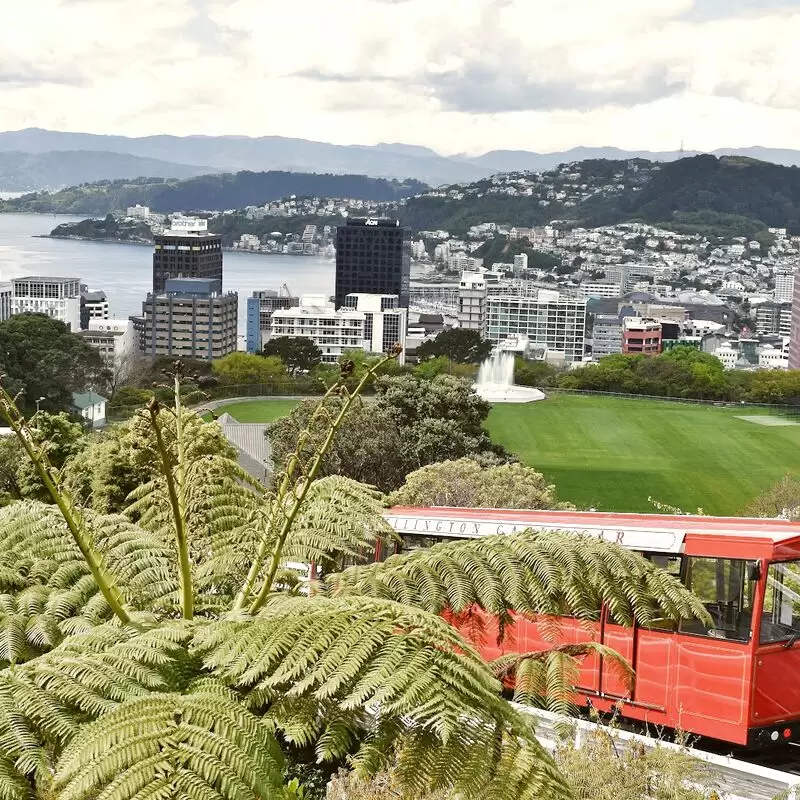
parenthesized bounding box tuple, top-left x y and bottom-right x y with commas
(72, 390, 107, 409)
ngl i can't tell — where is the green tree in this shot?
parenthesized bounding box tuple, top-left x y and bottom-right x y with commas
(744, 474, 800, 520)
(61, 405, 240, 515)
(0, 313, 109, 413)
(270, 374, 508, 492)
(416, 328, 492, 365)
(267, 396, 408, 494)
(212, 351, 287, 385)
(15, 412, 87, 501)
(263, 336, 323, 376)
(390, 458, 571, 509)
(0, 361, 708, 800)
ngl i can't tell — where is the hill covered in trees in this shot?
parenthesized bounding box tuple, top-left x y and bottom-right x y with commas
(400, 155, 800, 237)
(0, 170, 429, 215)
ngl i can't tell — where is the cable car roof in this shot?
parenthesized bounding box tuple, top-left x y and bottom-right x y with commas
(385, 506, 800, 556)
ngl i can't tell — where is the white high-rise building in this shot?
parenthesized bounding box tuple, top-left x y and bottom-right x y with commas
(513, 253, 528, 275)
(458, 271, 487, 332)
(592, 315, 624, 358)
(79, 319, 137, 364)
(485, 290, 587, 363)
(343, 294, 407, 365)
(774, 267, 796, 303)
(271, 293, 407, 365)
(11, 276, 82, 331)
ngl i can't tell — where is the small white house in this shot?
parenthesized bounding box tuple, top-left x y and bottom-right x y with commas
(72, 391, 107, 428)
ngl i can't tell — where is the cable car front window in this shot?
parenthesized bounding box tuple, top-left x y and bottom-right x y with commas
(760, 560, 800, 645)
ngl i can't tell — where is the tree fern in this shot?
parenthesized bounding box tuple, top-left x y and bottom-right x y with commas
(0, 352, 711, 800)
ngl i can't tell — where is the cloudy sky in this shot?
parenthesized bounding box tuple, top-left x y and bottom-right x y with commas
(4, 0, 800, 155)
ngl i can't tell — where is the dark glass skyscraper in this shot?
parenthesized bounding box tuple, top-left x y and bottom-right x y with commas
(334, 218, 410, 308)
(152, 229, 223, 294)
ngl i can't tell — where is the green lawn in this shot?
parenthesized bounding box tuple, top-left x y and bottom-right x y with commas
(485, 394, 800, 515)
(212, 399, 299, 423)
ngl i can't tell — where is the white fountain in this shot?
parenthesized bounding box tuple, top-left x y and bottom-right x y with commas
(474, 350, 546, 404)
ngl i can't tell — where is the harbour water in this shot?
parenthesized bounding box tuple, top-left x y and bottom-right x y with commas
(0, 213, 336, 339)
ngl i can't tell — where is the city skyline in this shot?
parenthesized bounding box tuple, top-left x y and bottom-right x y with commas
(4, 1, 800, 156)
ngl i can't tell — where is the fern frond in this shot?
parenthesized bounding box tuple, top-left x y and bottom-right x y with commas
(492, 642, 633, 716)
(53, 689, 286, 800)
(327, 530, 710, 629)
(194, 596, 504, 735)
(0, 503, 180, 664)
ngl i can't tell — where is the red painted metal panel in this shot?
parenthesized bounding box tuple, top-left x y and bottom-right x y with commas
(752, 646, 800, 724)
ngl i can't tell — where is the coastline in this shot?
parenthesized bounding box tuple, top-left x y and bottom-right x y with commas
(35, 233, 332, 258)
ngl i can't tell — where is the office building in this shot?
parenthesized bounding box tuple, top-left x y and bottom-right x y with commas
(485, 291, 587, 363)
(343, 294, 408, 365)
(245, 289, 300, 353)
(458, 271, 487, 331)
(334, 218, 411, 308)
(0, 283, 11, 322)
(80, 289, 109, 330)
(142, 278, 237, 361)
(270, 293, 407, 365)
(790, 275, 800, 369)
(775, 267, 796, 304)
(11, 276, 81, 330)
(271, 295, 366, 364)
(755, 301, 792, 337)
(622, 317, 662, 355)
(79, 319, 137, 364)
(152, 217, 223, 294)
(129, 315, 147, 354)
(579, 281, 622, 299)
(592, 315, 624, 358)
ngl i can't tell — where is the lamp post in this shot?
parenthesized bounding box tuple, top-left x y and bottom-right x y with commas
(35, 396, 45, 413)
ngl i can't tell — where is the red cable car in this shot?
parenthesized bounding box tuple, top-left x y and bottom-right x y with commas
(382, 506, 800, 748)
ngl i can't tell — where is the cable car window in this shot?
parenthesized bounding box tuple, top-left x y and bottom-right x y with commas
(760, 560, 800, 645)
(679, 557, 755, 642)
(642, 554, 684, 630)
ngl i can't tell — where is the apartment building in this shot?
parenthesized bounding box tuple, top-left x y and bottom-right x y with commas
(755, 301, 792, 337)
(592, 315, 624, 358)
(11, 276, 81, 330)
(622, 317, 662, 355)
(142, 278, 238, 361)
(775, 267, 796, 304)
(485, 290, 587, 363)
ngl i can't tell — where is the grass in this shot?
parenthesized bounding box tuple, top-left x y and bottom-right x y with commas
(485, 394, 800, 515)
(211, 399, 299, 423)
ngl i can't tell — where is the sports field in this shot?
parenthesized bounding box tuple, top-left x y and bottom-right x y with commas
(211, 399, 299, 423)
(485, 394, 800, 515)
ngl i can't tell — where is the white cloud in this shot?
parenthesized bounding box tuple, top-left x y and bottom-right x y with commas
(3, 0, 800, 153)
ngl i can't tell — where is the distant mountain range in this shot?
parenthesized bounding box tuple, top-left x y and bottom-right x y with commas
(0, 150, 219, 192)
(7, 128, 800, 189)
